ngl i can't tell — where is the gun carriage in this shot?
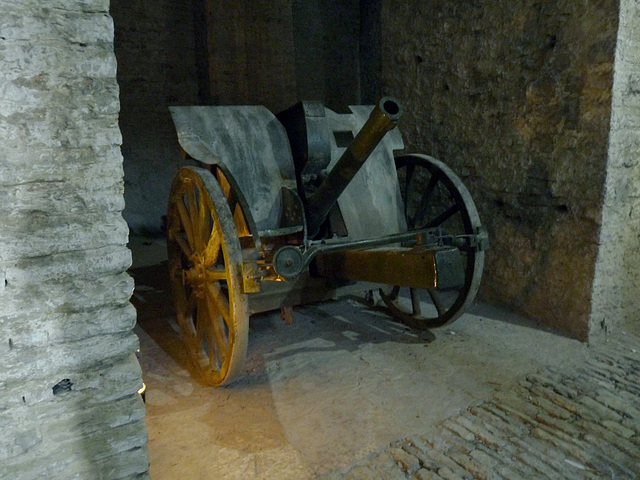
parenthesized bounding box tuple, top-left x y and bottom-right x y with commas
(167, 97, 488, 386)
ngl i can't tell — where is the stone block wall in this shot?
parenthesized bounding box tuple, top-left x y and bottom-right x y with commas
(111, 0, 200, 235)
(591, 0, 640, 338)
(113, 0, 368, 236)
(205, 0, 298, 112)
(381, 1, 619, 340)
(291, 0, 361, 111)
(0, 1, 149, 478)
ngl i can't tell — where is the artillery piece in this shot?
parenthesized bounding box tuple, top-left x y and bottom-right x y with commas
(167, 97, 489, 386)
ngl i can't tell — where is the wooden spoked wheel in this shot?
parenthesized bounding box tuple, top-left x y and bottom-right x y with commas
(167, 166, 248, 386)
(380, 154, 485, 329)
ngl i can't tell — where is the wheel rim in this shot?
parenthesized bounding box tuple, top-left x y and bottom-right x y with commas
(212, 165, 256, 250)
(167, 166, 248, 386)
(380, 154, 485, 329)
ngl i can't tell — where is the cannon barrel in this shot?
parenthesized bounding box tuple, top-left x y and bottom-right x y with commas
(304, 97, 403, 237)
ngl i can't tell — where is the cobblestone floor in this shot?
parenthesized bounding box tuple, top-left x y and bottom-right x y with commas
(325, 331, 640, 480)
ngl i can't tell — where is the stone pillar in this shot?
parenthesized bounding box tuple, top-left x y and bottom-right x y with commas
(590, 0, 640, 338)
(0, 1, 149, 478)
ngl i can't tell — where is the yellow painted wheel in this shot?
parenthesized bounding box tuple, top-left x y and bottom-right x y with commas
(167, 166, 248, 386)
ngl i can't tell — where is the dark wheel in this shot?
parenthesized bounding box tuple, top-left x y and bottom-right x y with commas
(380, 154, 485, 329)
(167, 166, 249, 386)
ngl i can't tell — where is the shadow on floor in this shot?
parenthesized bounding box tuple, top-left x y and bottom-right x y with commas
(128, 261, 570, 389)
(129, 262, 437, 386)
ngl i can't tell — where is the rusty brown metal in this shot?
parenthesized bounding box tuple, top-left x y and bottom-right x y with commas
(304, 97, 402, 237)
(280, 306, 294, 325)
(314, 246, 456, 290)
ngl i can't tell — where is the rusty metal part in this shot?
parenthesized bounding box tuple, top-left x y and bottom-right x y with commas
(272, 228, 426, 280)
(241, 260, 262, 294)
(314, 246, 465, 291)
(270, 223, 486, 283)
(280, 306, 294, 325)
(246, 273, 380, 316)
(305, 97, 403, 237)
(166, 166, 249, 386)
(277, 99, 405, 241)
(324, 104, 405, 241)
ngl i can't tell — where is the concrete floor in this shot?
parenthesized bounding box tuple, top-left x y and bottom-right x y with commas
(128, 236, 637, 479)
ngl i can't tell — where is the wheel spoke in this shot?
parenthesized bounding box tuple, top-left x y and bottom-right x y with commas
(227, 194, 238, 215)
(207, 282, 231, 325)
(216, 168, 232, 199)
(192, 298, 203, 342)
(175, 291, 196, 335)
(411, 170, 442, 228)
(170, 264, 195, 314)
(381, 155, 485, 329)
(203, 294, 227, 367)
(210, 315, 228, 367)
(176, 199, 196, 251)
(168, 260, 183, 280)
(173, 232, 193, 259)
(197, 197, 210, 249)
(410, 288, 422, 316)
(205, 268, 227, 282)
(421, 170, 442, 205)
(428, 289, 446, 316)
(202, 228, 222, 267)
(187, 187, 202, 251)
(425, 203, 461, 229)
(405, 162, 415, 193)
(206, 321, 223, 369)
(184, 291, 196, 319)
(403, 163, 415, 219)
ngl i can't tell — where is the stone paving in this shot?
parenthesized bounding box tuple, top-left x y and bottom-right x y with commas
(325, 331, 640, 480)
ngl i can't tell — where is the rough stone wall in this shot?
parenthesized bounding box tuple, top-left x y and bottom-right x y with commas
(0, 1, 149, 478)
(204, 0, 362, 113)
(381, 1, 618, 340)
(111, 0, 200, 235)
(292, 0, 361, 111)
(113, 0, 368, 235)
(591, 0, 640, 338)
(206, 0, 298, 112)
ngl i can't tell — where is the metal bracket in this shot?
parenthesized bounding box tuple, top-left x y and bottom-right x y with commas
(271, 225, 489, 282)
(273, 228, 435, 280)
(241, 260, 262, 293)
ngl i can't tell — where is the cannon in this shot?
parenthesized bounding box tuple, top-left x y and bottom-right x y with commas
(166, 97, 489, 386)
